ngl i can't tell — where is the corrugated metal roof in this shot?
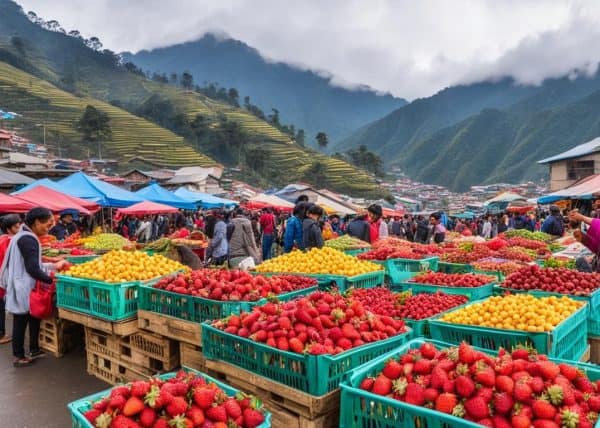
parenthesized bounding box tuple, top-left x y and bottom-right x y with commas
(0, 167, 34, 185)
(538, 137, 600, 164)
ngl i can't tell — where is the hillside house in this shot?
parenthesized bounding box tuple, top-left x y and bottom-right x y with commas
(164, 166, 224, 194)
(538, 137, 600, 191)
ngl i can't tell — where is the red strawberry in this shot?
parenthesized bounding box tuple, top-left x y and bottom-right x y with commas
(559, 363, 578, 381)
(122, 396, 145, 416)
(475, 387, 493, 402)
(477, 418, 493, 427)
(532, 420, 559, 428)
(130, 381, 151, 398)
(558, 409, 580, 428)
(83, 409, 102, 425)
(110, 386, 131, 399)
(242, 407, 265, 428)
(414, 358, 433, 374)
(139, 407, 157, 428)
(152, 418, 169, 428)
(538, 361, 560, 381)
(206, 404, 227, 422)
(589, 395, 600, 412)
(464, 396, 490, 419)
(166, 396, 188, 417)
(108, 394, 127, 411)
(530, 376, 545, 394)
(511, 346, 531, 360)
(511, 414, 531, 428)
(371, 374, 392, 395)
(455, 375, 475, 398)
(574, 375, 596, 393)
(359, 377, 374, 391)
(458, 342, 475, 364)
(223, 398, 242, 419)
(424, 388, 439, 403)
(493, 392, 514, 415)
(430, 366, 449, 389)
(193, 388, 216, 409)
(420, 342, 437, 359)
(108, 415, 134, 428)
(288, 337, 304, 353)
(474, 363, 496, 387)
(514, 381, 533, 403)
(435, 392, 458, 414)
(532, 399, 557, 420)
(382, 360, 403, 380)
(495, 375, 514, 394)
(492, 414, 511, 428)
(404, 383, 425, 406)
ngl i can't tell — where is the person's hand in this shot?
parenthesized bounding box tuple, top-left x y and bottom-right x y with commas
(54, 260, 69, 271)
(569, 209, 584, 222)
(573, 229, 583, 242)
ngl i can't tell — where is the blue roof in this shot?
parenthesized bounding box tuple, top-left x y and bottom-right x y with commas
(135, 183, 197, 210)
(56, 172, 143, 207)
(12, 178, 63, 194)
(174, 187, 237, 209)
(538, 137, 600, 164)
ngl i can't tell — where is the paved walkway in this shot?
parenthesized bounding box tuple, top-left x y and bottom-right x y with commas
(0, 321, 107, 428)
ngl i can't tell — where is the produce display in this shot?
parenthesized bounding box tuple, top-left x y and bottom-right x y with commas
(348, 287, 467, 320)
(324, 235, 370, 250)
(496, 246, 537, 263)
(211, 290, 406, 355)
(441, 244, 493, 263)
(543, 257, 576, 269)
(439, 294, 584, 332)
(48, 231, 82, 248)
(502, 265, 600, 296)
(358, 340, 600, 427)
(64, 250, 187, 282)
(471, 260, 526, 276)
(69, 248, 95, 256)
(81, 370, 267, 428)
(503, 229, 553, 242)
(81, 233, 131, 251)
(408, 272, 496, 287)
(358, 239, 441, 261)
(254, 247, 382, 276)
(152, 269, 317, 300)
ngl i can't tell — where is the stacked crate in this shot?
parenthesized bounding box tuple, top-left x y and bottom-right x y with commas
(38, 315, 83, 357)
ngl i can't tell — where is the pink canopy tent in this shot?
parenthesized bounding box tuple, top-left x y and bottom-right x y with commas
(0, 193, 35, 213)
(116, 201, 179, 216)
(14, 185, 99, 215)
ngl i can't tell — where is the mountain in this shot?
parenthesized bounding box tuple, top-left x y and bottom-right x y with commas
(0, 0, 381, 196)
(124, 34, 406, 144)
(339, 69, 600, 191)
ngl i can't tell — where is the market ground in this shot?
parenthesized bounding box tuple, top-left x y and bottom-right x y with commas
(0, 319, 106, 428)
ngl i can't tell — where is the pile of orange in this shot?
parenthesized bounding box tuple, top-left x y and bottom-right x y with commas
(64, 250, 187, 283)
(439, 294, 584, 332)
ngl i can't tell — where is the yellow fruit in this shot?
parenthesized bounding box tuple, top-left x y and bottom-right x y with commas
(255, 247, 382, 276)
(439, 294, 583, 332)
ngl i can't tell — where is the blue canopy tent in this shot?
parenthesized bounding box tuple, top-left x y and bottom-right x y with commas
(12, 178, 64, 194)
(174, 187, 237, 209)
(57, 172, 143, 208)
(135, 183, 197, 210)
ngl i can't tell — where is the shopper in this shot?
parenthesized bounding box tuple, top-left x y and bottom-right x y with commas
(481, 216, 492, 239)
(283, 202, 307, 252)
(170, 217, 190, 239)
(347, 214, 370, 243)
(0, 214, 21, 345)
(206, 211, 228, 266)
(1, 208, 66, 367)
(302, 205, 325, 250)
(430, 212, 447, 243)
(367, 204, 387, 243)
(259, 208, 276, 261)
(541, 205, 565, 237)
(135, 216, 152, 243)
(48, 211, 76, 240)
(415, 215, 430, 243)
(228, 208, 261, 267)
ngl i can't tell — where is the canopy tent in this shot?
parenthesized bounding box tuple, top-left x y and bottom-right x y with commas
(14, 185, 100, 215)
(135, 183, 197, 210)
(0, 193, 34, 213)
(116, 201, 178, 216)
(382, 207, 405, 218)
(12, 178, 63, 194)
(537, 174, 600, 204)
(248, 193, 294, 211)
(452, 211, 476, 219)
(484, 192, 525, 205)
(242, 200, 293, 213)
(174, 187, 237, 209)
(57, 172, 143, 207)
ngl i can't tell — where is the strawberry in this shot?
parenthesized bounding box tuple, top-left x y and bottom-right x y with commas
(458, 342, 475, 364)
(492, 414, 512, 428)
(108, 394, 127, 411)
(167, 415, 193, 428)
(532, 420, 559, 428)
(242, 407, 265, 428)
(514, 381, 533, 403)
(83, 409, 102, 425)
(477, 419, 493, 427)
(110, 386, 131, 399)
(574, 375, 596, 393)
(464, 396, 490, 419)
(474, 362, 496, 387)
(392, 377, 408, 397)
(495, 375, 514, 394)
(414, 358, 433, 375)
(152, 418, 169, 428)
(511, 414, 531, 428)
(139, 407, 157, 428)
(538, 361, 560, 380)
(424, 388, 439, 403)
(382, 360, 403, 380)
(93, 399, 110, 412)
(371, 374, 392, 395)
(430, 366, 449, 389)
(108, 415, 134, 428)
(288, 337, 304, 353)
(589, 395, 600, 412)
(532, 399, 557, 420)
(122, 396, 145, 417)
(475, 387, 493, 402)
(493, 392, 514, 415)
(455, 375, 475, 398)
(130, 381, 151, 398)
(359, 377, 374, 391)
(223, 398, 242, 419)
(206, 404, 228, 422)
(511, 346, 531, 360)
(434, 392, 458, 414)
(559, 409, 580, 428)
(404, 383, 425, 406)
(166, 396, 188, 417)
(558, 363, 578, 381)
(530, 376, 545, 394)
(192, 387, 216, 409)
(420, 342, 437, 359)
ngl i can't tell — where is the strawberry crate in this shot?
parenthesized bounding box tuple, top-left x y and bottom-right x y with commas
(380, 257, 439, 285)
(339, 338, 600, 428)
(68, 367, 272, 428)
(137, 283, 319, 323)
(436, 261, 473, 274)
(397, 279, 496, 300)
(472, 268, 505, 282)
(201, 322, 411, 396)
(428, 300, 589, 360)
(403, 302, 470, 339)
(250, 271, 384, 292)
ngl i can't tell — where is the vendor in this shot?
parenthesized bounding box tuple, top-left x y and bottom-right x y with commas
(170, 218, 190, 239)
(569, 204, 600, 272)
(541, 205, 565, 237)
(48, 211, 77, 241)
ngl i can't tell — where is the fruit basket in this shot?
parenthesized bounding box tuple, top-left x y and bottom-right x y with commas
(397, 280, 495, 300)
(339, 338, 600, 428)
(378, 256, 439, 284)
(429, 299, 589, 360)
(68, 367, 272, 428)
(436, 261, 473, 274)
(137, 283, 319, 322)
(201, 322, 411, 396)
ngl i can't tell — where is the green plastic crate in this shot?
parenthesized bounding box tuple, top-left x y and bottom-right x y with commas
(250, 271, 384, 292)
(345, 270, 385, 290)
(429, 300, 589, 359)
(65, 255, 98, 264)
(68, 367, 271, 428)
(437, 261, 473, 274)
(138, 283, 318, 322)
(343, 248, 369, 257)
(201, 322, 411, 395)
(383, 257, 439, 285)
(399, 280, 496, 300)
(339, 338, 600, 428)
(403, 302, 471, 339)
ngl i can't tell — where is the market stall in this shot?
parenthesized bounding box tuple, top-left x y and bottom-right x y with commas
(56, 172, 143, 207)
(173, 187, 237, 209)
(134, 183, 197, 210)
(14, 185, 100, 214)
(116, 200, 179, 216)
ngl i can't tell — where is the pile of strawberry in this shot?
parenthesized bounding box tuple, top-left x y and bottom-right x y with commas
(359, 341, 600, 428)
(70, 248, 95, 256)
(497, 247, 537, 263)
(212, 290, 406, 355)
(471, 260, 526, 276)
(505, 237, 548, 251)
(409, 272, 496, 288)
(347, 287, 467, 320)
(360, 239, 442, 261)
(82, 370, 266, 428)
(441, 245, 493, 264)
(153, 269, 317, 301)
(502, 265, 600, 296)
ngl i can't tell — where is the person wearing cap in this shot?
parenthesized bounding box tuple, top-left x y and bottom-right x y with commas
(48, 211, 76, 241)
(541, 205, 565, 238)
(0, 214, 21, 345)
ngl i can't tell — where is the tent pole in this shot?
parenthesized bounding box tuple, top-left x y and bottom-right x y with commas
(110, 207, 113, 231)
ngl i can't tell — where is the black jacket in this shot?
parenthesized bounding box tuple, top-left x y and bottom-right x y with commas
(302, 218, 324, 250)
(347, 217, 370, 243)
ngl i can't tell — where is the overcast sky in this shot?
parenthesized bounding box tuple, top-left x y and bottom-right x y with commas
(16, 0, 600, 100)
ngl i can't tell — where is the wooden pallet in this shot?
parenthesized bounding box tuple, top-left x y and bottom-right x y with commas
(204, 359, 339, 420)
(267, 400, 339, 428)
(179, 342, 206, 372)
(38, 317, 83, 357)
(580, 344, 591, 363)
(58, 308, 138, 336)
(84, 327, 121, 359)
(86, 350, 156, 386)
(590, 336, 600, 364)
(137, 310, 201, 345)
(120, 332, 179, 371)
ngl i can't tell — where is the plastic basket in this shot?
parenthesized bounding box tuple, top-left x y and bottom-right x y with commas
(68, 367, 271, 428)
(343, 248, 369, 257)
(437, 262, 473, 274)
(339, 338, 600, 428)
(385, 257, 439, 285)
(403, 302, 470, 339)
(138, 283, 319, 322)
(399, 280, 496, 300)
(201, 322, 411, 395)
(345, 270, 385, 290)
(249, 271, 384, 292)
(65, 255, 98, 264)
(429, 300, 589, 359)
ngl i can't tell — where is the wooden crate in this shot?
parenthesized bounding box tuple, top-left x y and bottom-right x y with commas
(204, 359, 340, 420)
(580, 344, 591, 363)
(179, 342, 206, 372)
(84, 327, 121, 359)
(59, 308, 138, 336)
(590, 336, 600, 364)
(38, 317, 83, 357)
(120, 331, 179, 371)
(267, 401, 339, 428)
(86, 350, 155, 385)
(137, 309, 201, 345)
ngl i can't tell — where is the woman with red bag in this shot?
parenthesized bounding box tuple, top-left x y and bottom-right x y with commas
(0, 214, 23, 345)
(0, 208, 67, 367)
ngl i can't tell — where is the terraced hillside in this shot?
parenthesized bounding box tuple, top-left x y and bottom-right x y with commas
(0, 61, 215, 166)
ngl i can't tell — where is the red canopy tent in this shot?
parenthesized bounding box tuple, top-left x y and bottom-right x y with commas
(0, 193, 35, 213)
(382, 207, 405, 218)
(242, 200, 293, 213)
(14, 185, 99, 215)
(116, 201, 178, 216)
